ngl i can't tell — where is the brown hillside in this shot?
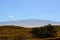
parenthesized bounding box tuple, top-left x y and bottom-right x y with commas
(0, 25, 60, 40)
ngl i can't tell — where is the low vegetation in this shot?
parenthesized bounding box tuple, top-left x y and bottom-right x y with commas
(30, 24, 57, 38)
(0, 24, 59, 40)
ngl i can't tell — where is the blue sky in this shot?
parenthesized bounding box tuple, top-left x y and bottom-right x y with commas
(0, 0, 60, 22)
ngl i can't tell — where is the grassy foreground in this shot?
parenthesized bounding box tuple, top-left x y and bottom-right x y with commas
(0, 25, 60, 40)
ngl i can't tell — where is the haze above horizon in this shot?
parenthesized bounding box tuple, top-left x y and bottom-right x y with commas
(0, 0, 60, 22)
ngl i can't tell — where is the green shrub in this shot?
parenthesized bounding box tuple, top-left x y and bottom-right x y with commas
(31, 24, 57, 38)
(45, 24, 57, 38)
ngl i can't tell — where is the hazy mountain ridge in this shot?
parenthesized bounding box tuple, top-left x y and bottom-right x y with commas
(0, 19, 60, 28)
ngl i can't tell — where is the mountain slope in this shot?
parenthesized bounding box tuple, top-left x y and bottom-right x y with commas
(0, 25, 60, 40)
(0, 19, 60, 28)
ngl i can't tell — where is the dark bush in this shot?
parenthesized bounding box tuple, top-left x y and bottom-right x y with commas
(31, 24, 57, 38)
(45, 24, 57, 38)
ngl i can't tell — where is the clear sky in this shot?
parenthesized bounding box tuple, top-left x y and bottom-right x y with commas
(0, 0, 60, 22)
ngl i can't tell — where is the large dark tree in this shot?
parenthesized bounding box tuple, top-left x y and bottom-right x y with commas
(31, 24, 57, 38)
(45, 24, 57, 38)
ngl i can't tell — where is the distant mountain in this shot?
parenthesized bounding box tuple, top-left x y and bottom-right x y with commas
(0, 19, 60, 28)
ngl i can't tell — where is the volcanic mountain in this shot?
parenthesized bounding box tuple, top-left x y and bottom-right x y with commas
(0, 19, 60, 28)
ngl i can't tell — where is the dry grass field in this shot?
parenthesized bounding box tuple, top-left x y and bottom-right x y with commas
(0, 25, 60, 40)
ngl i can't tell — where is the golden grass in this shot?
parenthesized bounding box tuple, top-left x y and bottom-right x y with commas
(0, 25, 60, 40)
